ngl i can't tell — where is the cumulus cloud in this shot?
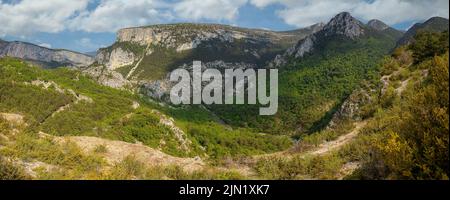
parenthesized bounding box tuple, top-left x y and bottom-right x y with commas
(0, 0, 89, 36)
(173, 0, 247, 21)
(354, 0, 449, 24)
(69, 0, 248, 32)
(0, 0, 448, 37)
(68, 0, 173, 32)
(249, 0, 279, 8)
(250, 0, 449, 27)
(0, 0, 248, 35)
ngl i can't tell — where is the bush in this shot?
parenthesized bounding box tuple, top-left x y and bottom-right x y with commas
(410, 31, 449, 63)
(254, 153, 344, 180)
(0, 156, 30, 180)
(358, 52, 449, 179)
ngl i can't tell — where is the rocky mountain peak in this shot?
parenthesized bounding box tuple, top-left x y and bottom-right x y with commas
(271, 12, 366, 67)
(323, 12, 365, 39)
(367, 19, 390, 31)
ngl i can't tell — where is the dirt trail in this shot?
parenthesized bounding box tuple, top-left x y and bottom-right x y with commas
(306, 121, 367, 156)
(2, 111, 203, 175)
(40, 133, 204, 172)
(255, 121, 368, 160)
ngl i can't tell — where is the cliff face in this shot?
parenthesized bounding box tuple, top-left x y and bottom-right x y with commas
(94, 23, 323, 72)
(116, 25, 244, 50)
(115, 23, 320, 50)
(0, 41, 94, 68)
(86, 23, 324, 92)
(95, 47, 136, 70)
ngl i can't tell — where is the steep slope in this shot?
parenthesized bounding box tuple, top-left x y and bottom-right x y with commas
(0, 57, 291, 160)
(211, 12, 401, 134)
(0, 40, 94, 68)
(396, 17, 449, 47)
(251, 31, 449, 180)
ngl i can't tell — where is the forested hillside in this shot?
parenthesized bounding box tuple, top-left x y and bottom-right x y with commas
(211, 13, 402, 135)
(0, 58, 291, 179)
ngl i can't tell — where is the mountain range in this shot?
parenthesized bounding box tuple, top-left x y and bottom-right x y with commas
(0, 12, 448, 180)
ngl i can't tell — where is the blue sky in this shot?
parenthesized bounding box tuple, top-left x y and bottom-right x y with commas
(1, 0, 448, 53)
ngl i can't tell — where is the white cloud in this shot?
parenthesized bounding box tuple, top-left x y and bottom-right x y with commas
(173, 0, 247, 21)
(249, 0, 278, 8)
(354, 0, 449, 24)
(68, 0, 173, 32)
(1, 0, 249, 35)
(250, 0, 449, 27)
(0, 0, 448, 37)
(0, 0, 89, 36)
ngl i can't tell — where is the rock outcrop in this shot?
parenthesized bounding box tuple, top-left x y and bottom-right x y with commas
(270, 12, 366, 68)
(117, 24, 243, 50)
(96, 47, 136, 70)
(81, 65, 132, 89)
(323, 12, 365, 39)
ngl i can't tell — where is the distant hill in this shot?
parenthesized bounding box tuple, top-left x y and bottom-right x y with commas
(367, 19, 404, 41)
(397, 17, 449, 47)
(0, 40, 94, 68)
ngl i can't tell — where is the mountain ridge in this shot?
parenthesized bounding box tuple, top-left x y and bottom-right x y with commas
(0, 40, 94, 68)
(86, 22, 325, 93)
(397, 16, 449, 47)
(271, 12, 403, 68)
(367, 19, 390, 31)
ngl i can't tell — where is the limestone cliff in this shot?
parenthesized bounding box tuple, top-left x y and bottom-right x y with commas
(86, 23, 323, 95)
